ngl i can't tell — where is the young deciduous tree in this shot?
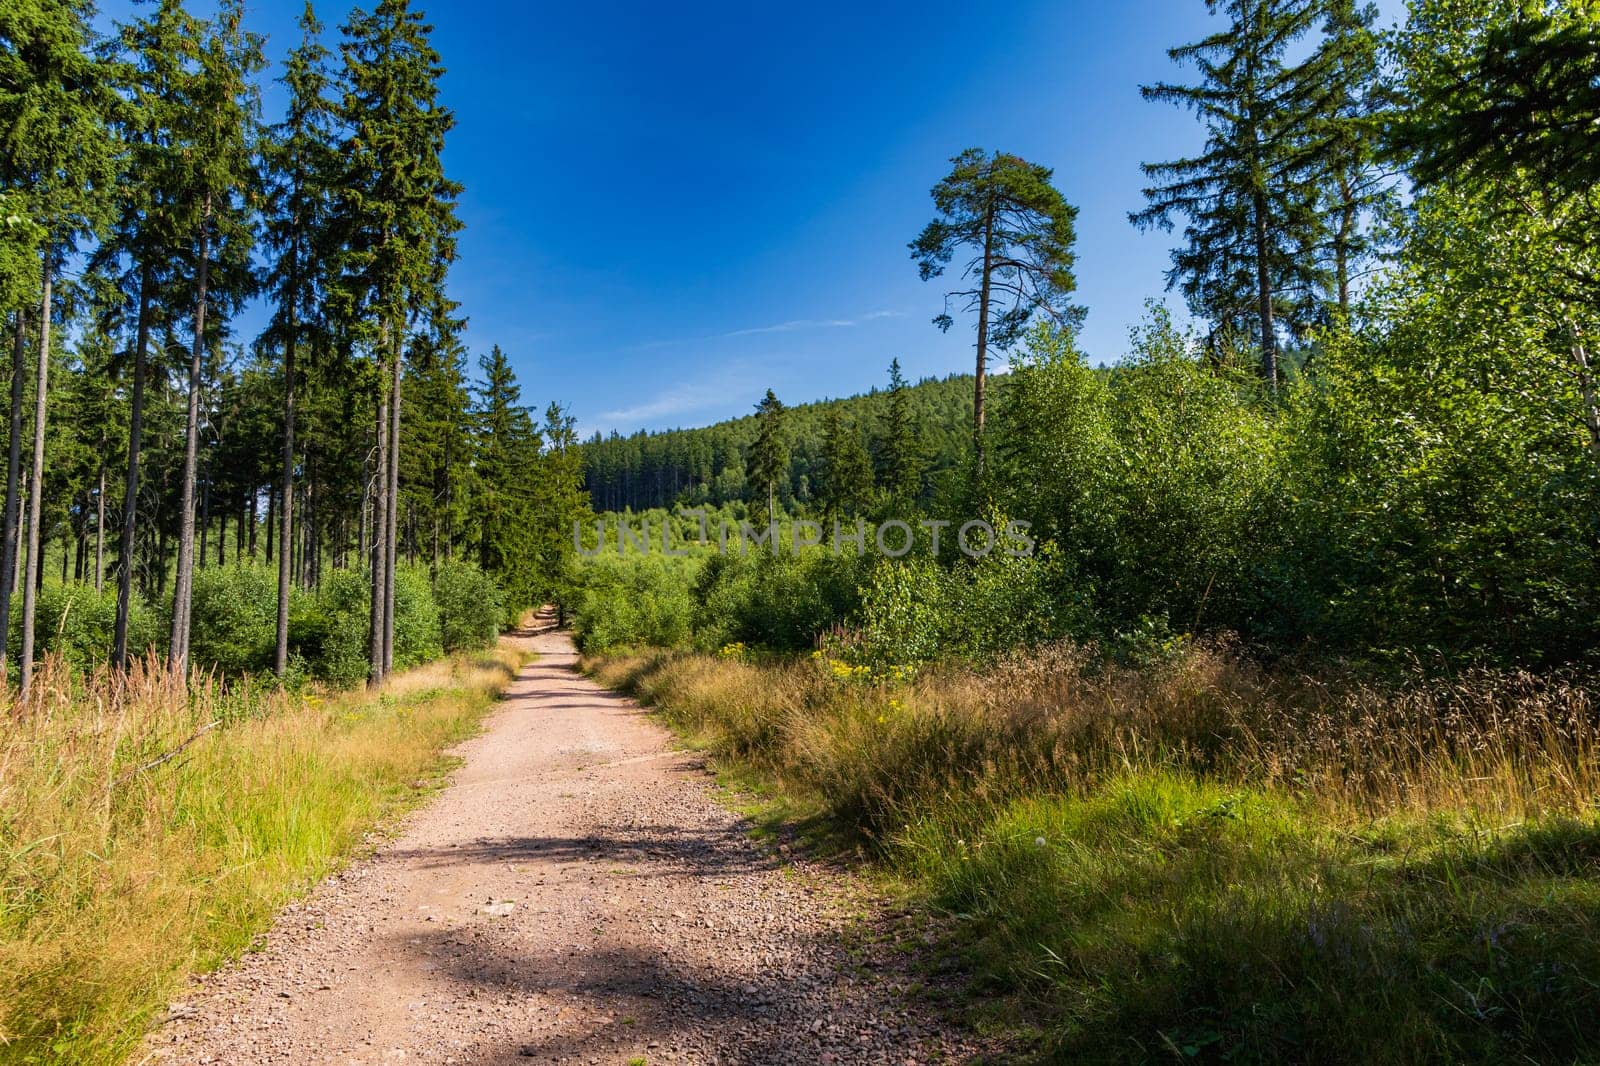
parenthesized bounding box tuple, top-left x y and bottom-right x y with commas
(911, 148, 1081, 479)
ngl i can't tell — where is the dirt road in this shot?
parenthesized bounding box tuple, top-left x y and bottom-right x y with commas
(147, 628, 983, 1065)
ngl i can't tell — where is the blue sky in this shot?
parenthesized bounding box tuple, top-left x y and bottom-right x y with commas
(97, 0, 1406, 437)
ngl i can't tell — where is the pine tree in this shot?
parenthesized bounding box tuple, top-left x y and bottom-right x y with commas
(748, 389, 788, 527)
(1131, 0, 1336, 385)
(0, 0, 117, 691)
(336, 0, 461, 683)
(911, 148, 1082, 480)
(166, 0, 263, 675)
(262, 2, 337, 675)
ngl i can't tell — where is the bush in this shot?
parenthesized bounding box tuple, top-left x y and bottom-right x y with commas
(566, 554, 698, 653)
(11, 582, 158, 668)
(304, 569, 371, 688)
(838, 547, 1069, 667)
(393, 564, 443, 668)
(693, 551, 864, 652)
(433, 559, 504, 652)
(188, 565, 278, 678)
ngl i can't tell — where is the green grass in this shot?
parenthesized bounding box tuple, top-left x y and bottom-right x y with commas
(586, 645, 1600, 1064)
(908, 777, 1600, 1063)
(0, 642, 529, 1064)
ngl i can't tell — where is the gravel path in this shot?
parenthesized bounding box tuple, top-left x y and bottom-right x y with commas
(146, 628, 987, 1065)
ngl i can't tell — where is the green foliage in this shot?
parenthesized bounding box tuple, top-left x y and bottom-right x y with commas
(998, 314, 1293, 641)
(188, 565, 279, 677)
(304, 568, 372, 688)
(692, 551, 866, 653)
(391, 564, 442, 669)
(433, 558, 502, 652)
(839, 549, 1066, 666)
(565, 554, 699, 654)
(10, 582, 157, 669)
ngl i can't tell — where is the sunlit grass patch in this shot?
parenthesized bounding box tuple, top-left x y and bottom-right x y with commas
(587, 640, 1600, 1063)
(0, 641, 527, 1064)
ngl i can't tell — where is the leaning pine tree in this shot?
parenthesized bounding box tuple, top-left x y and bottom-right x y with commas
(911, 148, 1081, 483)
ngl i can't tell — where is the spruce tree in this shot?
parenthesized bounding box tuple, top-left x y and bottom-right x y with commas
(473, 344, 536, 581)
(1132, 0, 1335, 384)
(166, 0, 263, 675)
(98, 0, 198, 668)
(818, 406, 873, 522)
(911, 149, 1082, 480)
(1312, 0, 1388, 317)
(336, 0, 461, 682)
(262, 2, 337, 675)
(748, 389, 788, 527)
(0, 0, 117, 689)
(876, 357, 925, 504)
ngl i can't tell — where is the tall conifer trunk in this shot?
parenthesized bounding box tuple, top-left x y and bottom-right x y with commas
(0, 312, 27, 670)
(94, 462, 106, 593)
(171, 203, 212, 674)
(368, 379, 389, 684)
(20, 258, 54, 699)
(275, 301, 297, 675)
(974, 201, 994, 481)
(114, 264, 154, 668)
(383, 325, 401, 675)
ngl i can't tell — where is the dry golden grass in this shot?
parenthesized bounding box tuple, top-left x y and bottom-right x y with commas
(0, 642, 526, 1064)
(589, 641, 1600, 1062)
(591, 639, 1600, 837)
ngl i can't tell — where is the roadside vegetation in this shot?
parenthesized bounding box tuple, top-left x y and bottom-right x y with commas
(564, 5, 1600, 1059)
(0, 634, 530, 1064)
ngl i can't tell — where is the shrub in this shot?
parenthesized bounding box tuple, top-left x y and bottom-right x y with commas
(566, 554, 698, 653)
(10, 582, 158, 668)
(393, 564, 443, 668)
(433, 559, 503, 652)
(305, 569, 371, 688)
(188, 565, 278, 678)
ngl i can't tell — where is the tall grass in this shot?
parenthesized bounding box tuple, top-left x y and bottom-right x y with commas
(589, 641, 1600, 1062)
(0, 641, 527, 1064)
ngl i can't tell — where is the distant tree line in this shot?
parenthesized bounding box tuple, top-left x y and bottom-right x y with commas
(579, 364, 974, 516)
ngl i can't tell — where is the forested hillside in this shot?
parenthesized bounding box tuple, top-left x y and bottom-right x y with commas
(580, 364, 979, 512)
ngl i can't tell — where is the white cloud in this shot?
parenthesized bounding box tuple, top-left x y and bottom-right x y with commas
(628, 309, 903, 350)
